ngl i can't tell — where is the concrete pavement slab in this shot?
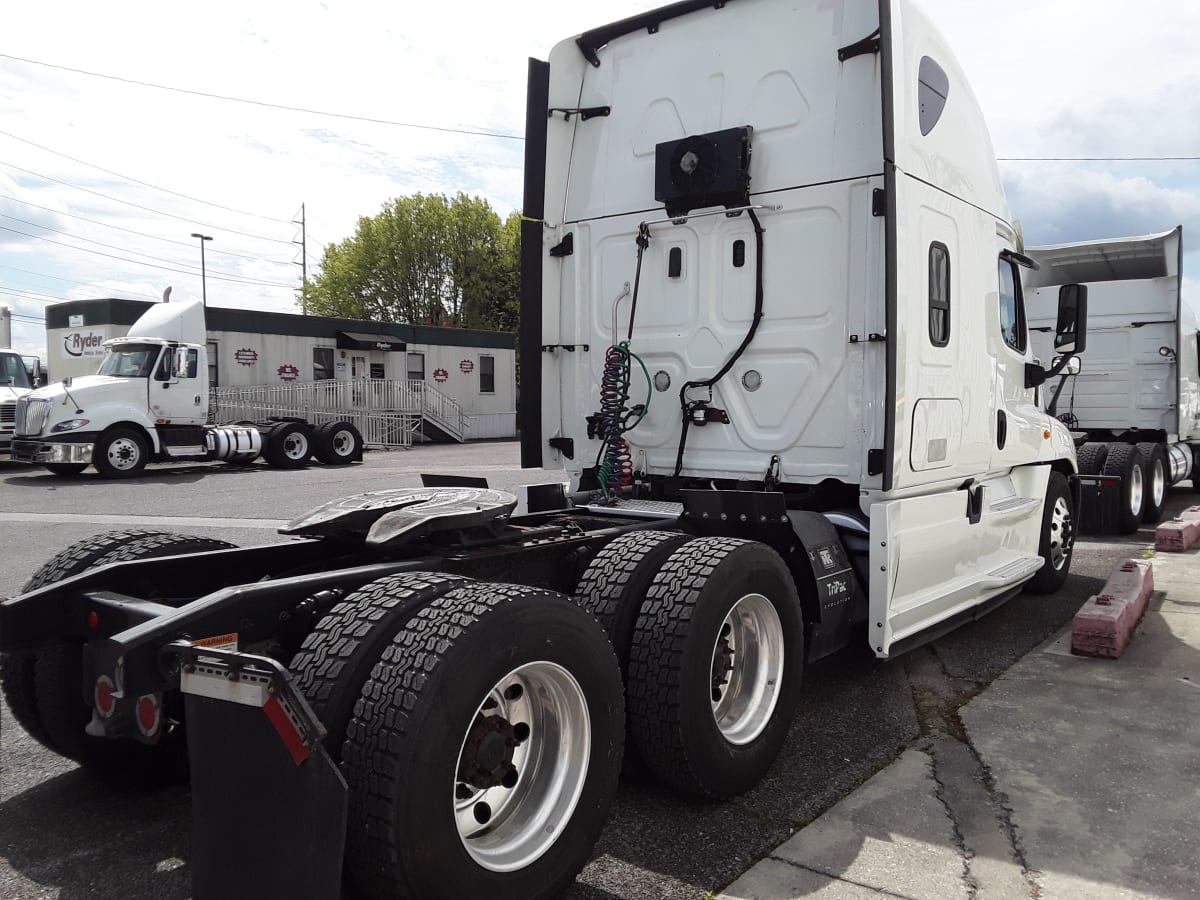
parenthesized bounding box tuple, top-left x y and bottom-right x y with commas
(720, 858, 888, 899)
(720, 749, 968, 900)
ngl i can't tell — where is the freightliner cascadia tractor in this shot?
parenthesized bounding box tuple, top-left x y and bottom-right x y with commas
(0, 2, 1089, 898)
(9, 295, 363, 477)
(1027, 226, 1200, 533)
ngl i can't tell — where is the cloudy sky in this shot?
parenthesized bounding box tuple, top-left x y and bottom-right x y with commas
(1, 0, 1197, 358)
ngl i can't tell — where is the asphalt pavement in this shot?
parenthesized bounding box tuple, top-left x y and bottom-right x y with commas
(0, 444, 1190, 899)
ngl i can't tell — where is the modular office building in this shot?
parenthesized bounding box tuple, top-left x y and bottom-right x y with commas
(45, 299, 518, 438)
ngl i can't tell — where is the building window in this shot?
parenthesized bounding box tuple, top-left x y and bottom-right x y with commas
(480, 355, 495, 393)
(407, 351, 425, 381)
(928, 242, 950, 347)
(998, 258, 1027, 353)
(313, 347, 334, 380)
(207, 341, 219, 388)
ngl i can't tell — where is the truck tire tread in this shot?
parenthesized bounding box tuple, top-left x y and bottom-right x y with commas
(288, 571, 467, 759)
(342, 581, 623, 900)
(1101, 443, 1145, 534)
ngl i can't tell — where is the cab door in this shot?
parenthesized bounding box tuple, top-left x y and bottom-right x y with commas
(148, 345, 205, 424)
(990, 252, 1041, 472)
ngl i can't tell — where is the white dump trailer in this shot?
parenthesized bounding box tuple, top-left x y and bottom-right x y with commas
(1028, 226, 1199, 532)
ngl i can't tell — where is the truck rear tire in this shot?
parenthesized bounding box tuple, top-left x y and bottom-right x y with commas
(313, 420, 362, 465)
(1024, 471, 1075, 595)
(0, 530, 235, 785)
(342, 582, 623, 900)
(626, 537, 804, 798)
(93, 426, 149, 478)
(1136, 442, 1168, 524)
(1102, 444, 1146, 534)
(262, 421, 311, 468)
(288, 571, 467, 759)
(1076, 441, 1108, 475)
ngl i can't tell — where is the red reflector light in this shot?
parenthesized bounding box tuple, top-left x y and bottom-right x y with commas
(87, 611, 99, 630)
(1101, 479, 1116, 488)
(94, 676, 116, 717)
(136, 694, 161, 736)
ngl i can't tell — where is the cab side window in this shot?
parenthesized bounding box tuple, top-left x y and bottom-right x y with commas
(998, 258, 1027, 353)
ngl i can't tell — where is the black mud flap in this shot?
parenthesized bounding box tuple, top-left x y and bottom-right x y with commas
(170, 644, 347, 900)
(1077, 474, 1122, 535)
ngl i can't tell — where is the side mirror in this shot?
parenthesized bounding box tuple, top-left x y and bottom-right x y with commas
(1052, 355, 1081, 376)
(1054, 284, 1087, 355)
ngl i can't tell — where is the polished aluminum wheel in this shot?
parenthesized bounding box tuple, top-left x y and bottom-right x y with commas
(1048, 494, 1074, 571)
(1128, 461, 1144, 517)
(709, 592, 785, 746)
(1149, 457, 1165, 510)
(454, 661, 590, 872)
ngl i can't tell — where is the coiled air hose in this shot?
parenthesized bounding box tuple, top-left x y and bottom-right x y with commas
(597, 340, 651, 499)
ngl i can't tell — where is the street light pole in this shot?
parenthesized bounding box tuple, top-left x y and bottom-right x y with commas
(190, 233, 213, 308)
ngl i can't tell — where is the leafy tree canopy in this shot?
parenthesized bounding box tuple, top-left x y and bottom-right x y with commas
(301, 193, 520, 333)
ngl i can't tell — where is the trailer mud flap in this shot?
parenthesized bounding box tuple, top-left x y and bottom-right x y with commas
(1077, 474, 1122, 535)
(170, 644, 346, 900)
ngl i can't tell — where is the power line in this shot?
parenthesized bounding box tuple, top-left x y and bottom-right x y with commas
(0, 212, 297, 287)
(0, 262, 161, 300)
(12, 313, 47, 323)
(0, 160, 295, 244)
(999, 156, 1200, 162)
(0, 223, 297, 289)
(0, 286, 62, 303)
(0, 52, 524, 141)
(0, 193, 279, 264)
(0, 129, 293, 224)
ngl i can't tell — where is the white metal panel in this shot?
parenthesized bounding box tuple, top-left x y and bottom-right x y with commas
(868, 466, 1047, 657)
(561, 0, 882, 222)
(467, 412, 517, 440)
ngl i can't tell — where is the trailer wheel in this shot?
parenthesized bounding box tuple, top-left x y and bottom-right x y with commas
(1076, 441, 1108, 476)
(0, 530, 234, 784)
(1024, 471, 1075, 595)
(343, 582, 623, 900)
(626, 537, 803, 798)
(1102, 444, 1146, 534)
(288, 571, 466, 759)
(93, 426, 149, 478)
(313, 420, 362, 465)
(44, 463, 87, 477)
(262, 421, 311, 468)
(1135, 442, 1168, 524)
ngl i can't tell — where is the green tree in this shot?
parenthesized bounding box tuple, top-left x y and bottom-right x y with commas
(301, 193, 519, 331)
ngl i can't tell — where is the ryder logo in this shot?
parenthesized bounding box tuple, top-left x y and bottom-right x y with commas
(63, 332, 106, 357)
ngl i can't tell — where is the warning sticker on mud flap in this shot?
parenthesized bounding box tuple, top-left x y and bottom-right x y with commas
(807, 543, 854, 614)
(189, 633, 239, 652)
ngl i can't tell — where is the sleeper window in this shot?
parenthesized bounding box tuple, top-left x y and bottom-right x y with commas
(998, 258, 1027, 353)
(928, 242, 950, 346)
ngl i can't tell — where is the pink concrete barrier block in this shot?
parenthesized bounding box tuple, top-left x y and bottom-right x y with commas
(1071, 558, 1155, 659)
(1154, 505, 1200, 552)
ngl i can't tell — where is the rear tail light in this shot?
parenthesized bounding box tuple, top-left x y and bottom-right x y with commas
(94, 676, 116, 718)
(136, 693, 162, 738)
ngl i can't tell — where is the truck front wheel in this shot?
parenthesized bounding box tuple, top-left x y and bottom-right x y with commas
(93, 427, 149, 478)
(342, 582, 623, 900)
(1025, 471, 1075, 595)
(626, 537, 804, 798)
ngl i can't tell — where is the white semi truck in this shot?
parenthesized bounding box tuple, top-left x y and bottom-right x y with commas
(1028, 226, 1198, 533)
(9, 295, 363, 477)
(0, 348, 43, 456)
(0, 2, 1088, 899)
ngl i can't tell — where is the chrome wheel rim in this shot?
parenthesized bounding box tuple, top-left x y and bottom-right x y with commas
(454, 661, 590, 873)
(282, 431, 309, 460)
(1048, 495, 1074, 571)
(1151, 459, 1165, 509)
(1129, 462, 1144, 517)
(710, 593, 785, 746)
(106, 436, 141, 471)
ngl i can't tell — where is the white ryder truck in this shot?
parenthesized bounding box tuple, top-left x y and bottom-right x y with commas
(1028, 226, 1199, 533)
(10, 296, 362, 477)
(0, 3, 1088, 899)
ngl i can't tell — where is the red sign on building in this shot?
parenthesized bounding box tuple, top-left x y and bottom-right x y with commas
(235, 348, 258, 366)
(277, 364, 300, 382)
(433, 367, 449, 383)
(459, 359, 475, 374)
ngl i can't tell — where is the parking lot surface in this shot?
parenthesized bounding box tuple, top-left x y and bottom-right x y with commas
(0, 443, 1184, 899)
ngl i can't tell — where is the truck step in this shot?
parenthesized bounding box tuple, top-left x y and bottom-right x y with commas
(1153, 506, 1200, 552)
(1071, 559, 1154, 658)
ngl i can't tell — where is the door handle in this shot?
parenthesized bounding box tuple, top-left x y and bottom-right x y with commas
(996, 410, 1007, 450)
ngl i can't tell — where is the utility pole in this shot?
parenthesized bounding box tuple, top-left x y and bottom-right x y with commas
(293, 203, 307, 315)
(190, 233, 213, 308)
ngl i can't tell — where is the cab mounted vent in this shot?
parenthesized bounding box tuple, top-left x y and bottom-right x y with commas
(655, 126, 752, 217)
